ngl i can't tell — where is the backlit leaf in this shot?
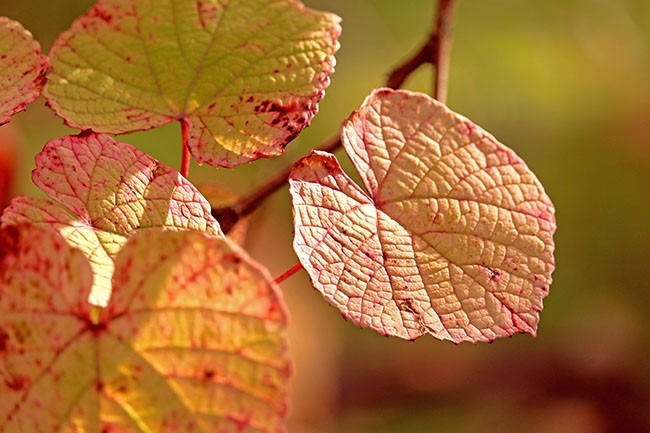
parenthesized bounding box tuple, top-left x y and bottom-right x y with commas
(44, 0, 341, 168)
(0, 225, 290, 433)
(289, 88, 556, 343)
(0, 17, 49, 124)
(1, 133, 221, 307)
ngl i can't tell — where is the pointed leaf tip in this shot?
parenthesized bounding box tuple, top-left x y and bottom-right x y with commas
(0, 17, 49, 125)
(290, 88, 556, 343)
(45, 0, 341, 168)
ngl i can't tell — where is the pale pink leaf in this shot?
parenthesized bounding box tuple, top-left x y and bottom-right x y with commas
(289, 88, 556, 343)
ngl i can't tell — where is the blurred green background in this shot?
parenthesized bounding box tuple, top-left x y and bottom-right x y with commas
(1, 0, 649, 432)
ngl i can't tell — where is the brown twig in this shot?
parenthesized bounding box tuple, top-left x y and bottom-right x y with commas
(214, 135, 341, 233)
(433, 0, 456, 103)
(385, 32, 437, 90)
(212, 0, 456, 234)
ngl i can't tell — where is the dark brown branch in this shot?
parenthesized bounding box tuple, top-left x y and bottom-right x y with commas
(385, 32, 437, 90)
(212, 0, 456, 233)
(213, 135, 341, 233)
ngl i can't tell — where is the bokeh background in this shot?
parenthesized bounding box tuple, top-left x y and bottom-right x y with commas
(1, 0, 649, 432)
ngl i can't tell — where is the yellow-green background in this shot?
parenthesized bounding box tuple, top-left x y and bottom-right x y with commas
(1, 0, 649, 432)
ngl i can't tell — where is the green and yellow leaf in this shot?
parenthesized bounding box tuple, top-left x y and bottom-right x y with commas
(45, 0, 341, 168)
(0, 225, 290, 433)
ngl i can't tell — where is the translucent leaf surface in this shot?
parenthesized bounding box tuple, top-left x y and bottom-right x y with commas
(1, 133, 221, 307)
(0, 17, 49, 124)
(0, 225, 290, 433)
(44, 0, 341, 168)
(289, 88, 556, 343)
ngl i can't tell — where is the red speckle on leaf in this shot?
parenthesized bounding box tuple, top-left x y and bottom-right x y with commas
(0, 225, 20, 260)
(85, 320, 108, 335)
(197, 0, 218, 30)
(481, 264, 501, 282)
(5, 375, 29, 391)
(100, 422, 115, 433)
(0, 328, 9, 352)
(88, 7, 113, 23)
(267, 301, 280, 317)
(463, 120, 476, 135)
(229, 414, 252, 433)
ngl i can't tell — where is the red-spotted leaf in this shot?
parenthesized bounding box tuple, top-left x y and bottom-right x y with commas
(44, 0, 341, 168)
(1, 133, 221, 307)
(289, 88, 556, 343)
(0, 225, 290, 433)
(0, 17, 49, 124)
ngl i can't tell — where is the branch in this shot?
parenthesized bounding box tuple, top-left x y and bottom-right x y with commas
(213, 135, 340, 233)
(385, 30, 437, 90)
(212, 0, 456, 233)
(433, 0, 456, 103)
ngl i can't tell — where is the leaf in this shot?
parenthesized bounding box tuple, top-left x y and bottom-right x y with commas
(1, 133, 221, 307)
(0, 17, 49, 125)
(0, 225, 290, 433)
(289, 88, 556, 343)
(44, 0, 341, 168)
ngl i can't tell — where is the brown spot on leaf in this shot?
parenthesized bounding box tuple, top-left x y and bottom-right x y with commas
(0, 225, 20, 261)
(0, 328, 9, 352)
(197, 0, 218, 30)
(5, 375, 29, 391)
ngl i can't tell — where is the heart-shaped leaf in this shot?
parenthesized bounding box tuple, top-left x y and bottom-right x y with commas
(0, 225, 289, 433)
(0, 17, 49, 125)
(1, 133, 221, 307)
(289, 88, 556, 343)
(44, 0, 341, 168)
